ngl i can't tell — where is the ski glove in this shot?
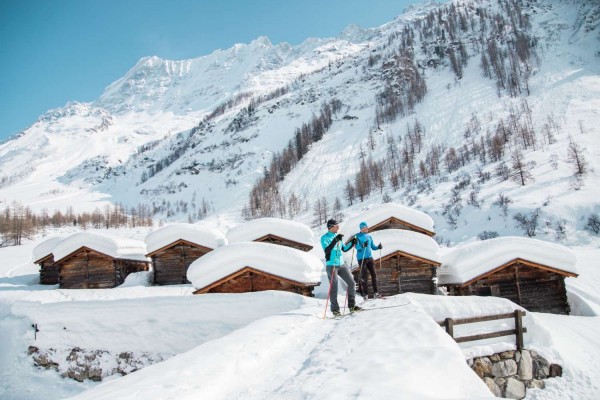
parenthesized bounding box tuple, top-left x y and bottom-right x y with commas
(363, 241, 369, 248)
(351, 237, 358, 245)
(334, 234, 344, 242)
(377, 243, 383, 250)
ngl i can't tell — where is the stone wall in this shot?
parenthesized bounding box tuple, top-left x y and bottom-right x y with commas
(28, 346, 168, 382)
(468, 350, 563, 399)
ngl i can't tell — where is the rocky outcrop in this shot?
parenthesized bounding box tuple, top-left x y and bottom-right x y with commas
(28, 346, 169, 382)
(468, 350, 562, 399)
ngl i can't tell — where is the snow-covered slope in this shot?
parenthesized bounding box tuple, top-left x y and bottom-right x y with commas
(0, 0, 596, 252)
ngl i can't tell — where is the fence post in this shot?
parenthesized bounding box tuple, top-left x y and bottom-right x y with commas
(445, 317, 454, 338)
(514, 310, 524, 351)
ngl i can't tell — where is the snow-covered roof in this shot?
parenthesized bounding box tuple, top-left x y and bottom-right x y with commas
(32, 236, 64, 262)
(343, 229, 441, 265)
(53, 232, 149, 263)
(145, 223, 227, 255)
(438, 236, 578, 286)
(188, 242, 322, 291)
(340, 203, 435, 236)
(226, 218, 315, 247)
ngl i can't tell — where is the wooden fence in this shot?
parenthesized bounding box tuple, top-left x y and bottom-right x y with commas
(437, 310, 527, 350)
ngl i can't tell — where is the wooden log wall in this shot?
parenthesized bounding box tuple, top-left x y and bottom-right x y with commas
(353, 253, 436, 296)
(255, 235, 312, 252)
(152, 243, 208, 285)
(204, 270, 314, 296)
(451, 262, 570, 315)
(38, 256, 59, 285)
(58, 249, 149, 289)
(370, 217, 434, 236)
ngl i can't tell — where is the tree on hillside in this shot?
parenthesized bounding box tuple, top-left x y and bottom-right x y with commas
(566, 137, 588, 176)
(510, 150, 535, 186)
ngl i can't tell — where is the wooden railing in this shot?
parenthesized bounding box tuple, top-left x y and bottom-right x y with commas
(437, 310, 527, 350)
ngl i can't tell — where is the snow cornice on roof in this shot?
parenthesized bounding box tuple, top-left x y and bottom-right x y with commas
(53, 232, 149, 263)
(145, 223, 227, 256)
(187, 242, 323, 291)
(340, 203, 435, 237)
(343, 229, 441, 266)
(437, 236, 578, 286)
(32, 236, 64, 263)
(226, 218, 315, 247)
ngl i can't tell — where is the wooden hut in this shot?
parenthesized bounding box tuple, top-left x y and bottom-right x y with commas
(188, 242, 321, 296)
(226, 218, 314, 252)
(145, 224, 227, 285)
(438, 237, 578, 315)
(348, 229, 441, 296)
(33, 236, 64, 285)
(340, 203, 435, 237)
(53, 233, 150, 289)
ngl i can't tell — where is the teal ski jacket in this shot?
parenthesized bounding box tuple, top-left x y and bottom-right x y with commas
(355, 232, 380, 261)
(321, 231, 354, 266)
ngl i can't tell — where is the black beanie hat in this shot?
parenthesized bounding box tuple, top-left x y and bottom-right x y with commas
(327, 219, 339, 229)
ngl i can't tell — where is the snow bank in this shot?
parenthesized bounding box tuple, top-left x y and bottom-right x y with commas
(226, 218, 315, 247)
(438, 236, 578, 285)
(117, 271, 154, 287)
(340, 202, 435, 235)
(32, 236, 64, 262)
(343, 229, 441, 265)
(145, 223, 227, 255)
(53, 232, 148, 262)
(65, 295, 493, 400)
(188, 242, 323, 290)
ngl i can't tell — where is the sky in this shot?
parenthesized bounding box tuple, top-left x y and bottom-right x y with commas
(0, 0, 422, 142)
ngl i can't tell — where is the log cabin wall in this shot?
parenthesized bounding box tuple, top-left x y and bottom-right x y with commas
(202, 270, 314, 296)
(449, 262, 570, 315)
(58, 248, 149, 289)
(353, 253, 437, 296)
(38, 256, 59, 285)
(369, 217, 434, 237)
(254, 235, 313, 252)
(151, 242, 209, 285)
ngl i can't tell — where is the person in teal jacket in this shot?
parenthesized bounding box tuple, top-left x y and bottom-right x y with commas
(321, 219, 361, 316)
(355, 221, 382, 299)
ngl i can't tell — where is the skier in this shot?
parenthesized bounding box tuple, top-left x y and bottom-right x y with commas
(355, 221, 382, 299)
(321, 219, 361, 316)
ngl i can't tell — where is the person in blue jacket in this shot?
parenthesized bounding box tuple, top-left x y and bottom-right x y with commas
(355, 221, 382, 299)
(321, 219, 361, 316)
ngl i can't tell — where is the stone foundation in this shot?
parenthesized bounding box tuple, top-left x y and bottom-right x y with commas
(468, 350, 562, 399)
(28, 346, 168, 382)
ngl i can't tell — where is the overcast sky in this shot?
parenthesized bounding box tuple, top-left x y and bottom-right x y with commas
(0, 0, 426, 142)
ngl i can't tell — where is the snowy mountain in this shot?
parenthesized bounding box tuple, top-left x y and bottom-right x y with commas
(2, 1, 600, 399)
(0, 0, 599, 245)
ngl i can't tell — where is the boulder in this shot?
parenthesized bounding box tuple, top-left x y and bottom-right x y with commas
(484, 377, 503, 397)
(473, 357, 493, 378)
(549, 363, 563, 378)
(518, 349, 533, 380)
(505, 377, 526, 399)
(500, 351, 515, 359)
(492, 359, 518, 378)
(533, 356, 550, 379)
(527, 379, 545, 389)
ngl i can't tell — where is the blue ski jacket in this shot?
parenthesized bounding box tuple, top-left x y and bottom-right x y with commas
(355, 232, 379, 261)
(321, 231, 354, 266)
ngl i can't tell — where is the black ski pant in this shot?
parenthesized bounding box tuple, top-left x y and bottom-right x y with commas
(358, 257, 378, 296)
(326, 264, 356, 312)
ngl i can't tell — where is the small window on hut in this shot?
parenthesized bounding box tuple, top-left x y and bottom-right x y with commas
(480, 285, 500, 297)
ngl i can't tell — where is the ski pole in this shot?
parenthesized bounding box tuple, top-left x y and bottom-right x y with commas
(379, 247, 382, 271)
(358, 254, 367, 298)
(323, 267, 337, 319)
(343, 238, 356, 315)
